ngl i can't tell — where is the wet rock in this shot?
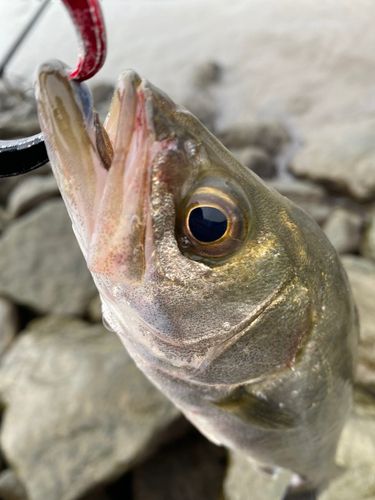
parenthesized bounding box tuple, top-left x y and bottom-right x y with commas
(0, 207, 12, 233)
(267, 179, 332, 224)
(0, 199, 97, 315)
(91, 83, 115, 123)
(7, 175, 59, 217)
(290, 120, 375, 202)
(183, 91, 217, 131)
(0, 316, 179, 500)
(0, 297, 18, 357)
(319, 395, 375, 500)
(87, 294, 103, 323)
(0, 470, 28, 500)
(217, 120, 290, 157)
(340, 255, 375, 393)
(91, 83, 115, 105)
(133, 429, 226, 500)
(362, 209, 375, 261)
(223, 450, 292, 500)
(231, 147, 276, 179)
(0, 87, 40, 140)
(0, 163, 52, 206)
(192, 61, 222, 88)
(323, 207, 363, 254)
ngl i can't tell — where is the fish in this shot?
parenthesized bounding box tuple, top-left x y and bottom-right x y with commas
(35, 59, 358, 493)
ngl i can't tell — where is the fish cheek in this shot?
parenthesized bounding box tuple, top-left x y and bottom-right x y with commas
(194, 276, 312, 385)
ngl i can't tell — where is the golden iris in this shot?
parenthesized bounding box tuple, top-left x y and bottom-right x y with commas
(179, 184, 249, 258)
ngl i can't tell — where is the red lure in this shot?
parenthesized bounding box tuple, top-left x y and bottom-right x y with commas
(62, 0, 107, 82)
(0, 0, 107, 177)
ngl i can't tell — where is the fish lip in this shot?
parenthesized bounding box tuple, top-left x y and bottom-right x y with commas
(36, 59, 94, 124)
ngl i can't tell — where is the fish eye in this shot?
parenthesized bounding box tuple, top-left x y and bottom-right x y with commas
(188, 206, 228, 243)
(178, 183, 249, 259)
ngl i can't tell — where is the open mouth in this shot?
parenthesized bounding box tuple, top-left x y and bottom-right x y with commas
(36, 60, 176, 284)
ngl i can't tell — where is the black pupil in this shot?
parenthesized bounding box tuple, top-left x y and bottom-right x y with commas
(188, 206, 228, 243)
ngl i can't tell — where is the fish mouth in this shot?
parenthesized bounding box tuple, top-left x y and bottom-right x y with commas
(36, 60, 177, 284)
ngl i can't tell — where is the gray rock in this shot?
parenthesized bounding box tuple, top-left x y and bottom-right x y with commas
(0, 470, 28, 500)
(133, 430, 226, 500)
(223, 450, 292, 500)
(323, 207, 363, 254)
(90, 83, 115, 123)
(340, 255, 375, 393)
(231, 147, 276, 179)
(0, 297, 18, 357)
(192, 61, 222, 88)
(267, 179, 332, 224)
(183, 91, 217, 131)
(0, 316, 179, 500)
(7, 175, 60, 217)
(0, 207, 12, 233)
(217, 120, 290, 156)
(91, 83, 115, 106)
(319, 394, 375, 500)
(0, 199, 97, 316)
(0, 89, 40, 140)
(290, 120, 375, 202)
(0, 117, 40, 140)
(0, 163, 52, 206)
(362, 209, 375, 261)
(87, 294, 103, 323)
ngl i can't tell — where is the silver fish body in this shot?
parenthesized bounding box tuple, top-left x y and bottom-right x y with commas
(35, 60, 358, 491)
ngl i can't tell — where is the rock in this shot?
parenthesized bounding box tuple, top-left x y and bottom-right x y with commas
(0, 470, 28, 500)
(91, 83, 115, 106)
(7, 175, 60, 217)
(0, 163, 52, 206)
(0, 88, 40, 140)
(217, 120, 290, 157)
(319, 394, 375, 500)
(183, 91, 217, 131)
(87, 294, 103, 323)
(362, 209, 375, 261)
(340, 255, 375, 393)
(267, 179, 332, 224)
(0, 118, 41, 140)
(0, 207, 12, 233)
(0, 297, 18, 357)
(231, 147, 276, 179)
(90, 83, 115, 123)
(192, 61, 222, 88)
(323, 208, 363, 254)
(0, 316, 179, 500)
(0, 199, 97, 316)
(223, 450, 292, 500)
(290, 120, 375, 202)
(133, 429, 226, 500)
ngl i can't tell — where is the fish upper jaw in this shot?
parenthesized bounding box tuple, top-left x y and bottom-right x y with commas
(35, 61, 179, 284)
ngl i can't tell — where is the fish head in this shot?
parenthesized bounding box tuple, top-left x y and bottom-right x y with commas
(35, 60, 344, 385)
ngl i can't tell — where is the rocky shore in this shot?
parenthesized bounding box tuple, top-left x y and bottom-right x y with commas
(0, 62, 374, 500)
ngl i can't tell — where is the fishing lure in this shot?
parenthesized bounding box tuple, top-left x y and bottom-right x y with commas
(0, 0, 106, 177)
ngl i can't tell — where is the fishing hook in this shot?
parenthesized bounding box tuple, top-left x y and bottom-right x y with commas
(0, 0, 107, 178)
